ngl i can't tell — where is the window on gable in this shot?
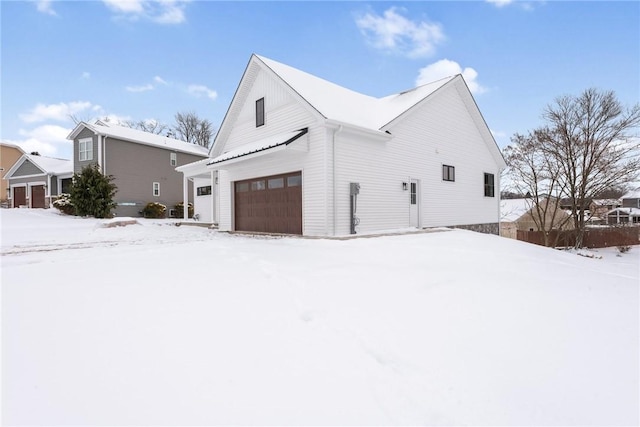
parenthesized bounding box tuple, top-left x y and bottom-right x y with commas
(153, 182, 160, 197)
(170, 152, 177, 166)
(256, 97, 265, 127)
(484, 173, 495, 197)
(442, 165, 455, 182)
(79, 138, 93, 161)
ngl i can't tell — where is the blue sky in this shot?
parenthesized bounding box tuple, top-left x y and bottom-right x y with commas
(2, 1, 638, 160)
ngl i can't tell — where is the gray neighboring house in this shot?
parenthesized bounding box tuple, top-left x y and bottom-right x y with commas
(67, 121, 209, 217)
(4, 153, 73, 208)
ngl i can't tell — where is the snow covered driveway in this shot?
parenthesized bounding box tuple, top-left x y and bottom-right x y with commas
(2, 209, 638, 425)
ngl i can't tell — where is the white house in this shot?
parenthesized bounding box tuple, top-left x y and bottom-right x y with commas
(178, 54, 506, 236)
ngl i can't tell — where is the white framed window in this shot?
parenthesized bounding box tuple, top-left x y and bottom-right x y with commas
(79, 138, 93, 161)
(153, 182, 160, 197)
(170, 152, 177, 166)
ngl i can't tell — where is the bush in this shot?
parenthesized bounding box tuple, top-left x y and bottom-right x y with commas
(618, 245, 631, 254)
(70, 164, 117, 218)
(52, 193, 75, 215)
(174, 202, 194, 219)
(142, 202, 167, 219)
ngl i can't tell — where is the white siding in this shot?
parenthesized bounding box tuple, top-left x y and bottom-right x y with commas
(215, 68, 331, 235)
(193, 177, 214, 223)
(333, 81, 501, 235)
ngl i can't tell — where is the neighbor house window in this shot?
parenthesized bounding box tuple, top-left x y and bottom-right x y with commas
(484, 173, 495, 197)
(442, 165, 455, 182)
(153, 182, 160, 197)
(170, 152, 177, 166)
(256, 97, 265, 127)
(79, 138, 93, 161)
(197, 185, 212, 196)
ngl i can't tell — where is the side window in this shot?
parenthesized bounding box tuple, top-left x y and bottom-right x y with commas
(442, 165, 455, 182)
(484, 173, 495, 197)
(410, 182, 417, 205)
(79, 138, 93, 161)
(170, 152, 177, 166)
(256, 97, 265, 127)
(153, 182, 160, 197)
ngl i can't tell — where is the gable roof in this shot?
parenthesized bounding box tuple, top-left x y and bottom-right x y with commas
(67, 122, 209, 157)
(256, 54, 455, 131)
(213, 54, 506, 169)
(4, 153, 72, 179)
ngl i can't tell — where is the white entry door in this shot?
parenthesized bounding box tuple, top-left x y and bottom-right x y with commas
(409, 179, 419, 227)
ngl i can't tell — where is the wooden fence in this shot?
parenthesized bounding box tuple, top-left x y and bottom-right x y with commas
(517, 227, 640, 248)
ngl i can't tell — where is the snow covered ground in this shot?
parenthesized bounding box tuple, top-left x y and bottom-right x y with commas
(1, 208, 638, 426)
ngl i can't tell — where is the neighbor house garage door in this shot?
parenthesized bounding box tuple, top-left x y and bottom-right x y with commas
(234, 172, 302, 235)
(31, 185, 46, 208)
(13, 187, 26, 208)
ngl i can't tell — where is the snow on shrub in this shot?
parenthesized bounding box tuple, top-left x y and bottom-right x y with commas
(174, 202, 194, 219)
(142, 202, 166, 219)
(52, 193, 75, 215)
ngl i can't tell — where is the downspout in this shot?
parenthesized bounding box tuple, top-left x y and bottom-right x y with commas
(47, 174, 52, 208)
(102, 136, 107, 174)
(332, 125, 343, 236)
(98, 135, 103, 170)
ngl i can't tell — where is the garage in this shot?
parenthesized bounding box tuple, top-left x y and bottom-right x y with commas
(234, 172, 302, 235)
(31, 185, 46, 208)
(13, 187, 26, 208)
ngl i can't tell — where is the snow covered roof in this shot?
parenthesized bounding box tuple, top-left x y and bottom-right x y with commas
(622, 187, 640, 199)
(500, 198, 531, 222)
(256, 55, 455, 131)
(5, 153, 72, 178)
(209, 128, 308, 166)
(67, 122, 209, 157)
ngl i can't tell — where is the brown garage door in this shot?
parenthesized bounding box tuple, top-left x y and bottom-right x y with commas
(13, 187, 26, 208)
(31, 185, 46, 208)
(234, 172, 302, 235)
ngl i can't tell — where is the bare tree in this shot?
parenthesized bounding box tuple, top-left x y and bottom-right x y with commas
(121, 119, 168, 135)
(172, 111, 214, 148)
(503, 132, 572, 247)
(540, 89, 640, 248)
(507, 89, 640, 248)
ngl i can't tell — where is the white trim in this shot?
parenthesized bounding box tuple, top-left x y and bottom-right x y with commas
(170, 152, 177, 167)
(79, 137, 93, 161)
(153, 182, 160, 197)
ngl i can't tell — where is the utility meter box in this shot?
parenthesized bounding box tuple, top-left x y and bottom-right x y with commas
(350, 182, 360, 195)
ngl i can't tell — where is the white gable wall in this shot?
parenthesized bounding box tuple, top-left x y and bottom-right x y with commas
(215, 67, 332, 235)
(333, 81, 501, 235)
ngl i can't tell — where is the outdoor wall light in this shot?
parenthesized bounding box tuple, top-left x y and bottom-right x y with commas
(402, 182, 408, 191)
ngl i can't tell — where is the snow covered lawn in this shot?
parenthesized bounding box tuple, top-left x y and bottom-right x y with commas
(2, 209, 638, 426)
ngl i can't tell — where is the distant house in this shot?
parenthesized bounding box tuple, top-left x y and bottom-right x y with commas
(1, 142, 25, 206)
(607, 187, 640, 225)
(67, 121, 209, 217)
(500, 197, 573, 239)
(4, 153, 72, 208)
(589, 199, 621, 225)
(177, 54, 506, 236)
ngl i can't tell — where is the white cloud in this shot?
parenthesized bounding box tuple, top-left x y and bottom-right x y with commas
(81, 72, 91, 80)
(11, 125, 72, 157)
(102, 0, 188, 24)
(355, 7, 444, 58)
(154, 76, 168, 85)
(35, 0, 57, 16)
(102, 0, 145, 13)
(416, 59, 488, 94)
(486, 0, 513, 7)
(19, 101, 95, 123)
(125, 83, 154, 93)
(187, 84, 218, 100)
